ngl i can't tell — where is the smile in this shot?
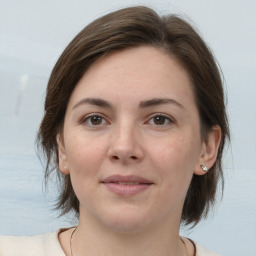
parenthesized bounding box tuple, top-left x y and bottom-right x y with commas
(116, 182, 140, 185)
(101, 175, 154, 196)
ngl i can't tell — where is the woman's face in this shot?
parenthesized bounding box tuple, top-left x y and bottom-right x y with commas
(58, 46, 207, 232)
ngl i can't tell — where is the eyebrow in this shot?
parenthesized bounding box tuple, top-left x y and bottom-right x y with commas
(72, 98, 113, 110)
(72, 97, 184, 110)
(139, 98, 184, 109)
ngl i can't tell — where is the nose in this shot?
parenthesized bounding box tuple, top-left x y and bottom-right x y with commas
(107, 123, 144, 164)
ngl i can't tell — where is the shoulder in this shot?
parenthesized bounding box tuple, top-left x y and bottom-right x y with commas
(0, 231, 66, 256)
(195, 242, 222, 256)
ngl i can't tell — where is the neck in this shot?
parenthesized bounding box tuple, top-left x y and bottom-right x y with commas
(71, 213, 186, 256)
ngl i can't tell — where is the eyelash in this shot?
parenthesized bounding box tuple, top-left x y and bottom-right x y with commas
(80, 113, 175, 127)
(147, 113, 174, 126)
(80, 113, 109, 126)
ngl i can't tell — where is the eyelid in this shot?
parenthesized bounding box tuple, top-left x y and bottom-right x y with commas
(79, 112, 175, 126)
(146, 113, 175, 125)
(79, 113, 110, 125)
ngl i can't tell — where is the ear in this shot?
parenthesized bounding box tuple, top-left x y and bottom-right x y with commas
(56, 133, 69, 175)
(194, 125, 222, 176)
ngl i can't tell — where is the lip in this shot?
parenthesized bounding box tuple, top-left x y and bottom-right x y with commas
(101, 175, 154, 196)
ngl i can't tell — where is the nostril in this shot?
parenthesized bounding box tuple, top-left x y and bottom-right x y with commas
(109, 153, 140, 161)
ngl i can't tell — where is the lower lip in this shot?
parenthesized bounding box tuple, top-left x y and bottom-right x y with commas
(102, 183, 152, 196)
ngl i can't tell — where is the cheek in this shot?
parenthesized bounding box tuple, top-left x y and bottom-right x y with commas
(65, 133, 108, 177)
(154, 135, 198, 162)
(65, 136, 108, 203)
(150, 135, 200, 183)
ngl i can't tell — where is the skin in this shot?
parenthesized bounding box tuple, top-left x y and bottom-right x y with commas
(57, 46, 221, 256)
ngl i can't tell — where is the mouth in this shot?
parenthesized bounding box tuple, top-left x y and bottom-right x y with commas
(101, 175, 154, 196)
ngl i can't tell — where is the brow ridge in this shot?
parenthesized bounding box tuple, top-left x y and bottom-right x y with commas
(139, 98, 184, 109)
(72, 97, 184, 110)
(72, 98, 113, 110)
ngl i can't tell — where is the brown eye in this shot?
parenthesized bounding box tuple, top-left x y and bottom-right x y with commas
(90, 116, 103, 125)
(147, 114, 173, 126)
(153, 116, 166, 125)
(81, 114, 108, 126)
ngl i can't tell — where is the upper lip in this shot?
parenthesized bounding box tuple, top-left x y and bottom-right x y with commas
(101, 175, 153, 184)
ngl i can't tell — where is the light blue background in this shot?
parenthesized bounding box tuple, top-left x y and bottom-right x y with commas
(0, 1, 256, 255)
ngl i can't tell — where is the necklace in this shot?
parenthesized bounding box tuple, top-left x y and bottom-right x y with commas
(70, 227, 77, 256)
(70, 227, 189, 256)
(180, 237, 189, 256)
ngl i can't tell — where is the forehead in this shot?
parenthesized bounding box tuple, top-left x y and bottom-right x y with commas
(68, 46, 195, 108)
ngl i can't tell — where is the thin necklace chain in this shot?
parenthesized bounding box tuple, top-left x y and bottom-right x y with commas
(180, 237, 189, 256)
(70, 227, 189, 256)
(70, 227, 77, 256)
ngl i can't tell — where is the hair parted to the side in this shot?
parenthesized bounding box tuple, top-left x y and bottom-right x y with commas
(37, 6, 230, 227)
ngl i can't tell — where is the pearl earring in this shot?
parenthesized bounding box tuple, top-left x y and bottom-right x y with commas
(200, 164, 208, 172)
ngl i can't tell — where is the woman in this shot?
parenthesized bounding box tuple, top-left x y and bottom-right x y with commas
(0, 6, 229, 256)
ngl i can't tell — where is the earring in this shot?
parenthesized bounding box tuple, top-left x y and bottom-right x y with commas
(200, 164, 208, 172)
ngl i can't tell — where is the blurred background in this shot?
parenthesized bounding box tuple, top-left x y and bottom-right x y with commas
(0, 0, 255, 255)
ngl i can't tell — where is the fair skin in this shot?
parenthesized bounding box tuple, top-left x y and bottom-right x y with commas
(57, 46, 221, 256)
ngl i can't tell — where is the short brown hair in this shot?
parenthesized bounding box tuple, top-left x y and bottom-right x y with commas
(37, 6, 230, 226)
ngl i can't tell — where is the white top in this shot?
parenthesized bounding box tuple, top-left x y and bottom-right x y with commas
(0, 230, 221, 256)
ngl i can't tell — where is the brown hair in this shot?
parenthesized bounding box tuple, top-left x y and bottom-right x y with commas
(37, 6, 230, 226)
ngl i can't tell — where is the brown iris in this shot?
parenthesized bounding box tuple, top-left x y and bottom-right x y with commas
(90, 116, 103, 125)
(153, 116, 166, 125)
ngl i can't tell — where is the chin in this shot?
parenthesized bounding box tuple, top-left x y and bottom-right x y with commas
(97, 206, 157, 234)
(105, 218, 149, 234)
